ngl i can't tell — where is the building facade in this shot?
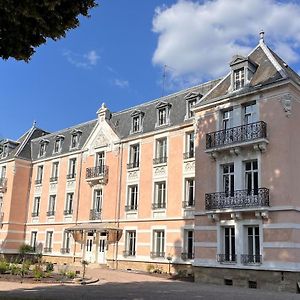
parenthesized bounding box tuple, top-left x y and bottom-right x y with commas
(1, 35, 300, 292)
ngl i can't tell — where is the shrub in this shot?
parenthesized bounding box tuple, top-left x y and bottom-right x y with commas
(33, 265, 44, 280)
(10, 264, 21, 275)
(45, 262, 54, 272)
(0, 260, 8, 274)
(66, 271, 76, 279)
(146, 264, 154, 273)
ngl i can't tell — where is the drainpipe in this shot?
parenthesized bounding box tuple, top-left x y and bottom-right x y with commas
(72, 151, 84, 263)
(114, 142, 123, 269)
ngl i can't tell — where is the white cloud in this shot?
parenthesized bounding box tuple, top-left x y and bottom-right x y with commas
(113, 79, 129, 88)
(152, 0, 300, 87)
(63, 49, 100, 69)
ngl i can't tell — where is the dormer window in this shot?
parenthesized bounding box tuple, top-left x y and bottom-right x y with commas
(53, 135, 64, 154)
(130, 110, 144, 134)
(156, 102, 171, 127)
(70, 130, 82, 149)
(234, 68, 245, 90)
(187, 99, 197, 118)
(1, 145, 8, 158)
(39, 140, 49, 157)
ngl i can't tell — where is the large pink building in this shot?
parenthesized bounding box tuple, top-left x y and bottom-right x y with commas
(1, 34, 299, 292)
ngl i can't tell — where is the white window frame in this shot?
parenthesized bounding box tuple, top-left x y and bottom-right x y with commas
(152, 229, 165, 257)
(125, 230, 136, 256)
(65, 192, 74, 215)
(153, 181, 166, 209)
(126, 185, 138, 211)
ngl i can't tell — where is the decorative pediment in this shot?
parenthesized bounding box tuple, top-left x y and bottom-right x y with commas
(71, 129, 82, 135)
(230, 55, 248, 67)
(130, 109, 144, 117)
(184, 91, 201, 100)
(39, 139, 49, 144)
(92, 130, 109, 149)
(156, 101, 171, 109)
(55, 134, 65, 140)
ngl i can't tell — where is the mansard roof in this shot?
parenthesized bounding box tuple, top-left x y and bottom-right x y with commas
(196, 41, 300, 108)
(31, 119, 97, 161)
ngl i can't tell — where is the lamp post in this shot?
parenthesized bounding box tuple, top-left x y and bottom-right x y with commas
(166, 254, 172, 275)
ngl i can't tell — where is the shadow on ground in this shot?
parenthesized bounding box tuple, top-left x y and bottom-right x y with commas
(0, 279, 299, 300)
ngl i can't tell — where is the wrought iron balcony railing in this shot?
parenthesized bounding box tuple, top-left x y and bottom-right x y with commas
(217, 254, 236, 263)
(181, 252, 195, 260)
(127, 161, 139, 169)
(89, 209, 101, 220)
(66, 173, 76, 180)
(182, 200, 195, 208)
(150, 251, 165, 258)
(241, 254, 262, 265)
(153, 156, 167, 165)
(86, 165, 108, 180)
(46, 211, 55, 217)
(152, 202, 166, 210)
(0, 177, 7, 192)
(49, 176, 58, 182)
(43, 247, 52, 253)
(31, 212, 39, 217)
(123, 250, 136, 257)
(35, 179, 42, 185)
(205, 188, 269, 210)
(60, 248, 70, 254)
(125, 204, 138, 212)
(64, 209, 73, 215)
(206, 121, 267, 150)
(183, 151, 194, 159)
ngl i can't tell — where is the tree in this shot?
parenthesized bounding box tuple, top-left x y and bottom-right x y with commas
(0, 0, 97, 61)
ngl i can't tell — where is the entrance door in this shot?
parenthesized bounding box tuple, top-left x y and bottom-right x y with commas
(85, 232, 95, 262)
(98, 233, 107, 264)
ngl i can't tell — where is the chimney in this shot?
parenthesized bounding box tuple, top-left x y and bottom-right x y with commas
(97, 103, 111, 122)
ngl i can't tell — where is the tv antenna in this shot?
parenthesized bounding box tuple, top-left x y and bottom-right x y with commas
(161, 64, 176, 97)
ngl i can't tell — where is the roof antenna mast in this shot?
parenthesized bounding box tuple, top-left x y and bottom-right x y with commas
(162, 64, 167, 97)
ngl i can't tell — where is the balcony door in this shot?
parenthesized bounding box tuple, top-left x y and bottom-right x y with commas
(224, 227, 235, 262)
(98, 232, 107, 264)
(247, 226, 260, 263)
(245, 161, 258, 195)
(221, 109, 233, 145)
(222, 164, 234, 197)
(96, 152, 105, 171)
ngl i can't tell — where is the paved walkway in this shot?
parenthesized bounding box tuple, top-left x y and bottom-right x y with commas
(0, 268, 299, 299)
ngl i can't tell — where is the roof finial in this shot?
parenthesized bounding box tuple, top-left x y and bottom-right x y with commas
(32, 120, 37, 127)
(259, 29, 265, 43)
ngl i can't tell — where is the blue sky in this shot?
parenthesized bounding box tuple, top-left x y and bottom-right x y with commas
(2, 0, 300, 140)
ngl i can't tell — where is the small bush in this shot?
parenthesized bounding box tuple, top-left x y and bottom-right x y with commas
(10, 264, 21, 275)
(66, 271, 76, 279)
(146, 264, 154, 273)
(45, 262, 54, 272)
(0, 260, 8, 274)
(33, 265, 44, 279)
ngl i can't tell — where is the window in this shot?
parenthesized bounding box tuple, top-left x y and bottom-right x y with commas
(67, 158, 76, 179)
(222, 109, 233, 130)
(39, 142, 47, 157)
(126, 185, 138, 211)
(96, 151, 105, 169)
(132, 116, 140, 133)
(47, 195, 56, 216)
(0, 166, 6, 179)
(184, 178, 195, 207)
(153, 138, 167, 164)
(53, 137, 63, 154)
(50, 162, 59, 182)
(153, 181, 166, 209)
(92, 189, 102, 212)
(218, 226, 236, 263)
(32, 197, 40, 217)
(151, 230, 165, 257)
(242, 226, 261, 264)
(243, 102, 257, 125)
(184, 132, 195, 159)
(234, 68, 245, 90)
(64, 193, 74, 215)
(187, 99, 197, 118)
(245, 160, 258, 195)
(222, 164, 234, 197)
(30, 232, 37, 251)
(61, 230, 71, 254)
(44, 231, 53, 252)
(35, 165, 43, 184)
(182, 230, 194, 260)
(1, 145, 8, 158)
(128, 144, 140, 169)
(124, 230, 136, 256)
(158, 107, 167, 126)
(70, 131, 81, 149)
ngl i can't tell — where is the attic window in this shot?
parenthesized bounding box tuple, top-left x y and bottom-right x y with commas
(156, 102, 171, 127)
(1, 145, 8, 158)
(53, 135, 64, 154)
(130, 110, 144, 134)
(234, 68, 245, 90)
(70, 130, 82, 149)
(187, 99, 197, 118)
(39, 140, 49, 158)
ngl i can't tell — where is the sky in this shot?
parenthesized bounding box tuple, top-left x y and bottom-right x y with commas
(2, 0, 300, 140)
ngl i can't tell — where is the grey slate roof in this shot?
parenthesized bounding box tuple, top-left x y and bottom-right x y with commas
(111, 79, 220, 139)
(31, 119, 97, 161)
(197, 44, 300, 107)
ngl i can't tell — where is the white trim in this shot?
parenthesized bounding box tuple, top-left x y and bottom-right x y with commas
(263, 223, 300, 229)
(194, 226, 217, 231)
(194, 242, 217, 248)
(263, 242, 300, 249)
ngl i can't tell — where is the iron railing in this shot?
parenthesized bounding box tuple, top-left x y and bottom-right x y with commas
(153, 156, 167, 165)
(183, 151, 194, 159)
(181, 252, 195, 260)
(49, 176, 58, 182)
(127, 161, 139, 169)
(64, 209, 73, 215)
(205, 188, 269, 210)
(125, 205, 138, 212)
(89, 209, 101, 220)
(150, 251, 165, 258)
(123, 250, 136, 257)
(241, 254, 262, 265)
(217, 254, 236, 263)
(60, 248, 70, 254)
(46, 211, 55, 217)
(182, 200, 195, 208)
(86, 165, 108, 179)
(66, 173, 76, 180)
(206, 121, 267, 150)
(43, 247, 52, 253)
(152, 202, 166, 210)
(35, 179, 42, 185)
(31, 212, 39, 217)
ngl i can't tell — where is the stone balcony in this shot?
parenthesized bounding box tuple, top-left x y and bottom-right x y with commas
(86, 165, 109, 185)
